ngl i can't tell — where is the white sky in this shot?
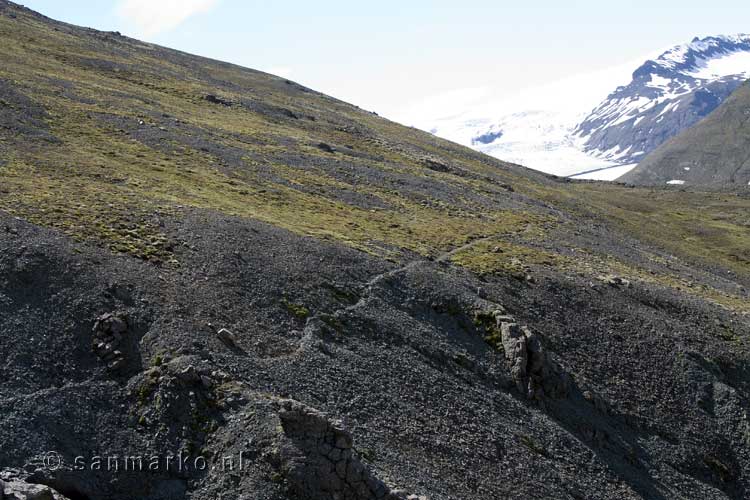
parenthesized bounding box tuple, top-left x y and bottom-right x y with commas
(21, 1, 750, 124)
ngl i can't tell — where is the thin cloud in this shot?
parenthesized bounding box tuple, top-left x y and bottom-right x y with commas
(116, 0, 219, 38)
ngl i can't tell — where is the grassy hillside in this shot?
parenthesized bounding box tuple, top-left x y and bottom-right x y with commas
(2, 2, 750, 499)
(0, 2, 747, 311)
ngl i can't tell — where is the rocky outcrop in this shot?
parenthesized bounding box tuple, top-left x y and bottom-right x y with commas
(91, 313, 128, 371)
(599, 274, 631, 289)
(274, 400, 426, 500)
(203, 94, 232, 106)
(499, 320, 571, 400)
(0, 479, 70, 500)
(129, 355, 226, 447)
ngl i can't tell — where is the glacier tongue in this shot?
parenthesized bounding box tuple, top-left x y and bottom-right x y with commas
(408, 62, 638, 179)
(403, 34, 750, 181)
(428, 109, 623, 178)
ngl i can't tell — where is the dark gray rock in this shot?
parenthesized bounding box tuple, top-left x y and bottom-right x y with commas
(0, 480, 68, 500)
(204, 94, 232, 106)
(317, 142, 337, 153)
(216, 328, 238, 347)
(275, 399, 422, 500)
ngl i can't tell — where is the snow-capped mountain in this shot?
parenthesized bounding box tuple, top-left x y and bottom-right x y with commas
(403, 34, 750, 179)
(577, 34, 750, 165)
(620, 80, 750, 187)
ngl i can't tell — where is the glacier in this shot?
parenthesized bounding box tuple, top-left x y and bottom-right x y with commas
(399, 34, 750, 181)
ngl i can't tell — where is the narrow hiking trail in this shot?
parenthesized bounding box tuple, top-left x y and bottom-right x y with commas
(301, 232, 504, 337)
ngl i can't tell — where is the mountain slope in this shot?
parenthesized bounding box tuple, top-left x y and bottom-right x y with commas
(1, 2, 750, 500)
(577, 35, 750, 165)
(620, 81, 750, 186)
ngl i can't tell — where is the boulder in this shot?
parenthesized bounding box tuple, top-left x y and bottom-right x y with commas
(91, 313, 129, 371)
(216, 328, 237, 347)
(600, 274, 631, 289)
(316, 142, 336, 153)
(0, 479, 69, 500)
(204, 94, 232, 106)
(92, 313, 128, 338)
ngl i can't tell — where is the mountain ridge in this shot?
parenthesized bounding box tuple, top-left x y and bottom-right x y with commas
(619, 80, 750, 186)
(576, 34, 750, 165)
